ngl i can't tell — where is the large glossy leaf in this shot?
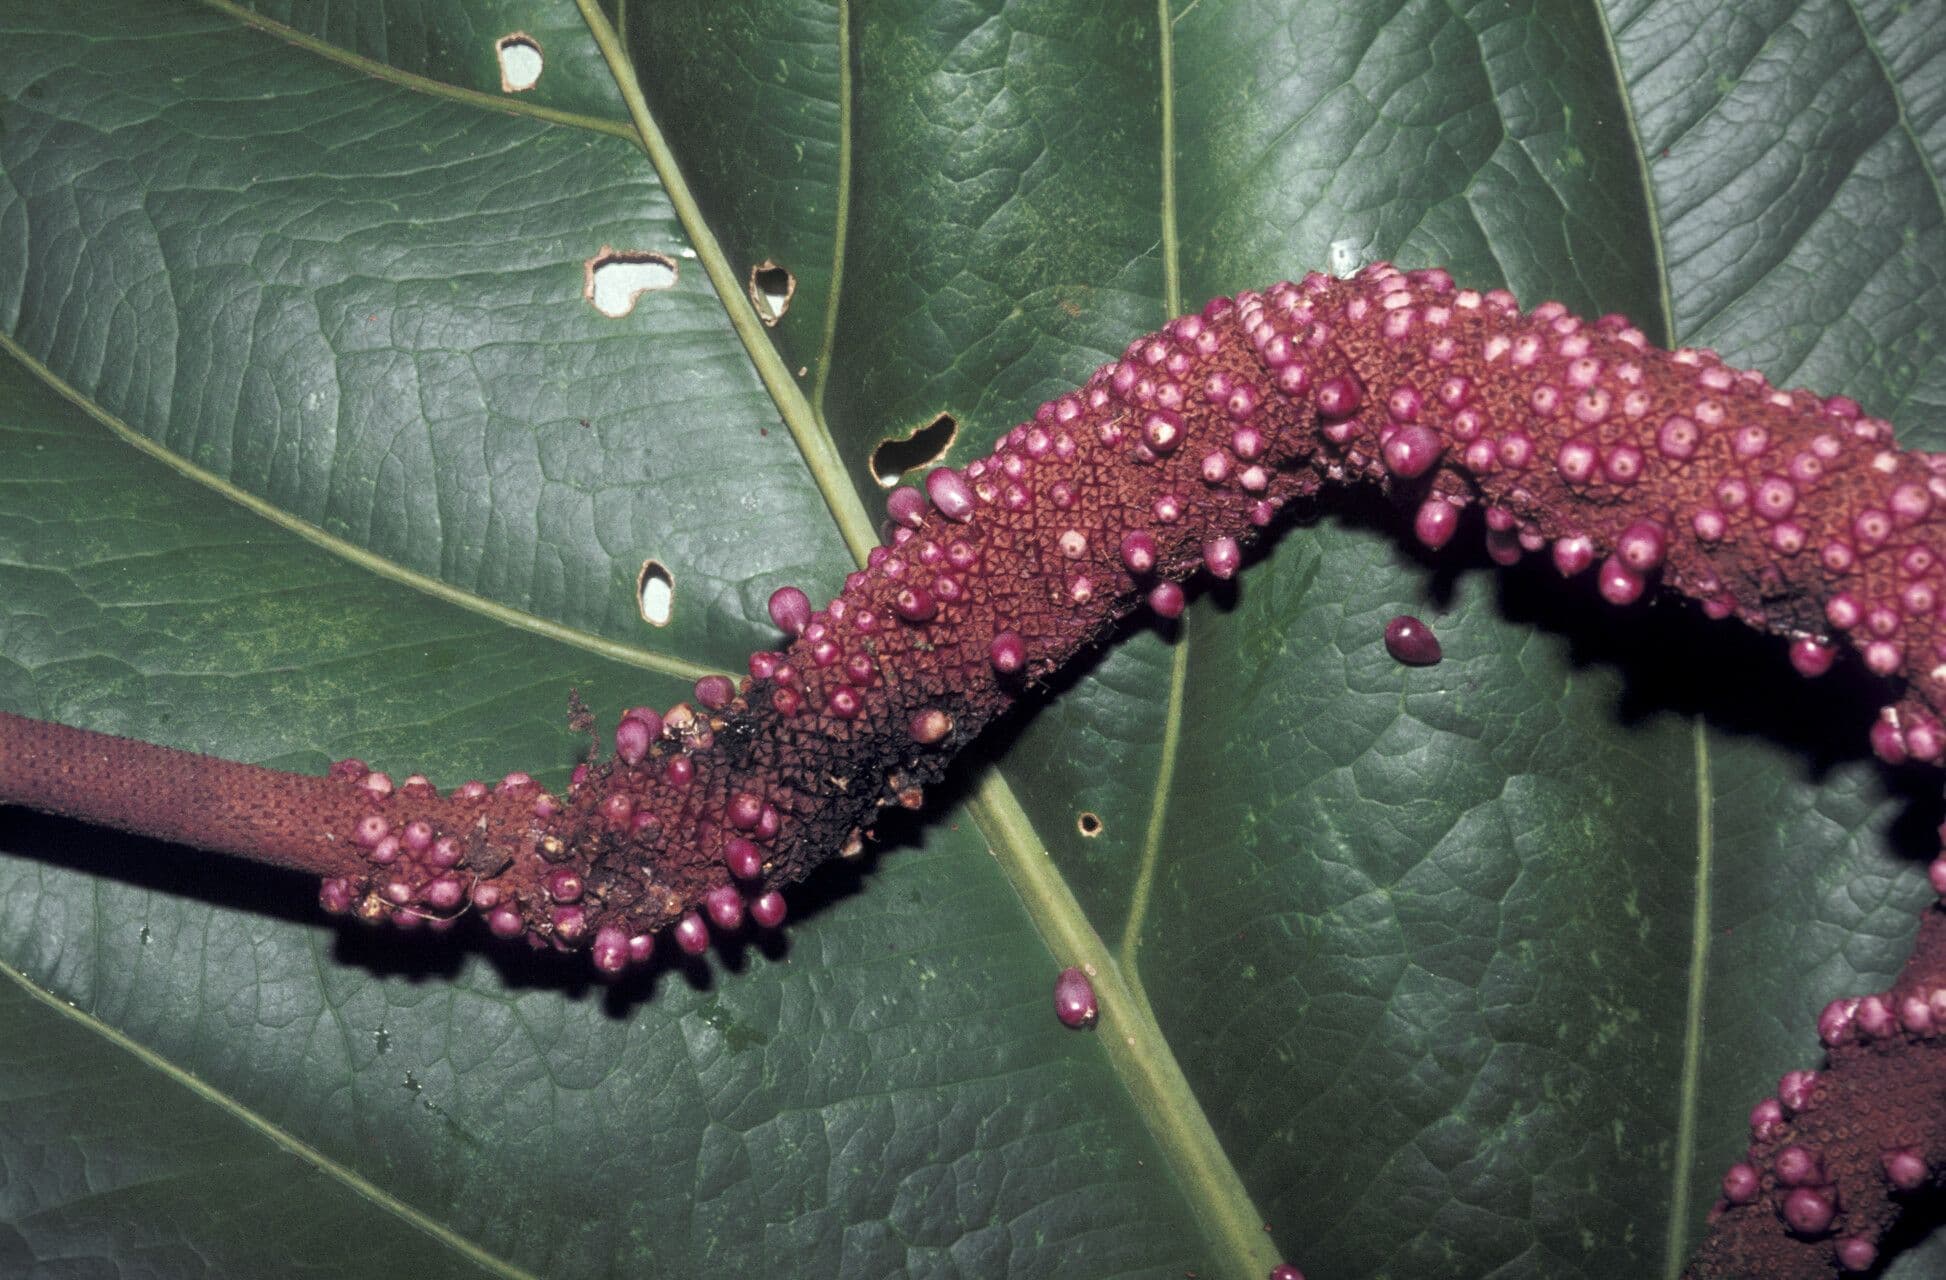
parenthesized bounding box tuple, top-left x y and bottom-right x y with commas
(2, 1, 1943, 1277)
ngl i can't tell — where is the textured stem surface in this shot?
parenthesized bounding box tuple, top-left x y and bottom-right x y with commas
(4, 263, 1945, 1273)
(14, 264, 1945, 957)
(0, 710, 378, 876)
(1685, 907, 1946, 1279)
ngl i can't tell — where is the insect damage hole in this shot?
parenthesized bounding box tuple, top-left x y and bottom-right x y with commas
(1076, 812, 1103, 838)
(495, 34, 543, 93)
(747, 260, 796, 326)
(584, 248, 678, 319)
(636, 560, 675, 628)
(870, 412, 959, 488)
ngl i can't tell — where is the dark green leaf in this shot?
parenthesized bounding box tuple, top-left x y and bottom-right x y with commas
(3, 1, 1943, 1276)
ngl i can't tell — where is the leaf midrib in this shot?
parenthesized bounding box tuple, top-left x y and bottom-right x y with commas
(1839, 0, 1946, 229)
(200, 0, 632, 141)
(4, 5, 1281, 1277)
(1586, 2, 1711, 1271)
(0, 956, 537, 1280)
(0, 329, 719, 684)
(575, 3, 1277, 1276)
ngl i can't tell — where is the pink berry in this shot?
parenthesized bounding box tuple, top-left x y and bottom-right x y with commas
(1598, 556, 1645, 605)
(1382, 425, 1444, 479)
(1774, 1145, 1822, 1187)
(990, 630, 1026, 674)
(590, 926, 629, 976)
(1552, 535, 1595, 576)
(1721, 1163, 1759, 1205)
(728, 791, 764, 830)
(425, 876, 464, 912)
(1316, 375, 1363, 418)
(694, 675, 734, 710)
(1777, 1069, 1819, 1115)
(615, 714, 652, 765)
(750, 891, 787, 929)
(674, 912, 710, 956)
(1204, 536, 1242, 580)
(1413, 497, 1458, 550)
(1836, 1238, 1877, 1273)
(318, 879, 354, 915)
(1053, 966, 1099, 1029)
(1383, 615, 1442, 666)
(1782, 1187, 1835, 1236)
(1749, 1096, 1786, 1142)
(1615, 520, 1666, 573)
(925, 468, 976, 521)
(705, 886, 745, 931)
(1819, 997, 1859, 1046)
(1855, 993, 1896, 1038)
(894, 584, 937, 622)
(886, 485, 927, 528)
(725, 837, 763, 880)
(1883, 1146, 1929, 1191)
(767, 586, 812, 636)
(1789, 637, 1835, 678)
(600, 791, 634, 827)
(909, 708, 953, 745)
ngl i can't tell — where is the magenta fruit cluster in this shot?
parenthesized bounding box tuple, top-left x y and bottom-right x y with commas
(9, 262, 1946, 1279)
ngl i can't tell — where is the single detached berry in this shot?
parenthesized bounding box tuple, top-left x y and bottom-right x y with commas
(1053, 966, 1099, 1029)
(1383, 615, 1443, 666)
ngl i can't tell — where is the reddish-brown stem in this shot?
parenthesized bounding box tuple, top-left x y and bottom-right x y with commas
(0, 709, 558, 933)
(0, 710, 368, 877)
(1687, 907, 1946, 1279)
(5, 264, 1946, 1273)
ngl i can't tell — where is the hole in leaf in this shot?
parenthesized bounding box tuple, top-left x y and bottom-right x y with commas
(747, 260, 795, 326)
(584, 248, 678, 318)
(1328, 236, 1373, 279)
(1076, 812, 1103, 838)
(870, 413, 958, 488)
(495, 34, 543, 93)
(637, 560, 675, 627)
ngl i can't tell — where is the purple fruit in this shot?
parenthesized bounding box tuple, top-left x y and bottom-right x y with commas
(767, 586, 812, 636)
(674, 911, 710, 955)
(591, 926, 629, 975)
(1782, 1186, 1835, 1236)
(750, 891, 787, 929)
(1053, 966, 1098, 1029)
(705, 885, 745, 931)
(1383, 615, 1442, 666)
(725, 837, 763, 880)
(1720, 1163, 1759, 1205)
(616, 715, 652, 765)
